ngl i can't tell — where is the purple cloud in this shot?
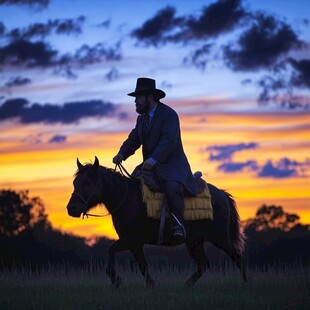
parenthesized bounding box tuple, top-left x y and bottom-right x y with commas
(0, 98, 117, 124)
(7, 16, 85, 40)
(132, 0, 247, 46)
(207, 142, 258, 161)
(48, 135, 67, 143)
(289, 58, 310, 89)
(105, 67, 119, 81)
(0, 38, 122, 78)
(0, 40, 58, 67)
(223, 13, 303, 72)
(257, 60, 310, 110)
(216, 157, 309, 178)
(132, 3, 308, 110)
(132, 6, 181, 47)
(5, 76, 31, 88)
(257, 158, 308, 178)
(183, 0, 246, 40)
(218, 160, 258, 173)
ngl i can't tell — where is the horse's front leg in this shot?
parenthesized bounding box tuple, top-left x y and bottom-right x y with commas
(131, 246, 155, 288)
(106, 238, 131, 289)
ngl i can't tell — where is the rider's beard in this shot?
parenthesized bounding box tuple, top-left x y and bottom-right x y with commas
(136, 97, 150, 115)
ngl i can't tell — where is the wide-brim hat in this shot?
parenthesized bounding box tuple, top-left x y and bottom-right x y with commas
(127, 77, 166, 99)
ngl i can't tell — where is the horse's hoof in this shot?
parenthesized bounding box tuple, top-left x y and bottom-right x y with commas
(112, 276, 121, 289)
(146, 278, 155, 289)
(185, 280, 194, 288)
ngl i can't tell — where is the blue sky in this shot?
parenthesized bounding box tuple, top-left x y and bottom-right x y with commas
(1, 0, 309, 105)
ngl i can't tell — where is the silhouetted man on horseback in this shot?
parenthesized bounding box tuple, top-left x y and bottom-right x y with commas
(113, 77, 197, 244)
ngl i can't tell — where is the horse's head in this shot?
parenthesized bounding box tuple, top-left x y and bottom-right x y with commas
(66, 156, 101, 218)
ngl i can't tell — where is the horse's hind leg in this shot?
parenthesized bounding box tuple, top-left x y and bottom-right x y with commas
(131, 247, 155, 288)
(185, 238, 210, 287)
(234, 252, 247, 282)
(220, 241, 247, 282)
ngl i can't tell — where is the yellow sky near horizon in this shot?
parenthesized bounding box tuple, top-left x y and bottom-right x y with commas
(0, 106, 309, 239)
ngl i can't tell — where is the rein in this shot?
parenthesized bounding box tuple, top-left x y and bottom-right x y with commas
(72, 164, 132, 219)
(115, 162, 135, 179)
(72, 180, 108, 219)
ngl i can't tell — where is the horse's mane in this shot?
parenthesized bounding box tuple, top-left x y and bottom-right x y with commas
(74, 163, 134, 185)
(74, 163, 93, 177)
(99, 166, 129, 181)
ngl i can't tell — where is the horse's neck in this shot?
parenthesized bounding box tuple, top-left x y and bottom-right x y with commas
(98, 166, 131, 211)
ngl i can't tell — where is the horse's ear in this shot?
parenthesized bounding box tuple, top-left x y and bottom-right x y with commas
(93, 156, 99, 169)
(77, 158, 83, 170)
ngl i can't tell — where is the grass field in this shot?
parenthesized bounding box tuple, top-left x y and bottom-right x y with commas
(0, 263, 309, 309)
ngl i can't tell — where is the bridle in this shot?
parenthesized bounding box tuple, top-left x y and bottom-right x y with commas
(71, 180, 104, 219)
(71, 163, 132, 219)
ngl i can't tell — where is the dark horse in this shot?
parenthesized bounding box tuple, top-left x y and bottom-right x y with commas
(66, 157, 247, 288)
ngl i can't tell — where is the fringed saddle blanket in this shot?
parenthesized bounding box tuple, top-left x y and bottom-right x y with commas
(140, 179, 213, 221)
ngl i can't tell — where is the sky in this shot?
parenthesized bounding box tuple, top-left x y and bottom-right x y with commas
(0, 0, 309, 239)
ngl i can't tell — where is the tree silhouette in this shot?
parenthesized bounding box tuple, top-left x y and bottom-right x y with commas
(245, 204, 300, 232)
(0, 189, 50, 236)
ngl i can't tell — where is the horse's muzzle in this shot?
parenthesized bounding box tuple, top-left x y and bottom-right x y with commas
(67, 204, 82, 218)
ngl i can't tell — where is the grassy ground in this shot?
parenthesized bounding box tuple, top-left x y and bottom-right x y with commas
(0, 264, 309, 310)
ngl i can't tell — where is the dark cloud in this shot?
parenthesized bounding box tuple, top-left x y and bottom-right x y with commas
(0, 39, 58, 66)
(257, 158, 307, 178)
(131, 1, 307, 108)
(131, 1, 247, 69)
(289, 58, 310, 88)
(5, 76, 31, 88)
(74, 42, 121, 65)
(132, 6, 181, 46)
(207, 142, 258, 161)
(223, 13, 303, 71)
(213, 153, 309, 178)
(7, 16, 85, 40)
(0, 14, 120, 75)
(220, 11, 308, 110)
(0, 98, 117, 124)
(0, 39, 122, 77)
(48, 135, 66, 143)
(183, 0, 246, 40)
(132, 1, 246, 46)
(97, 19, 111, 29)
(183, 43, 213, 70)
(0, 0, 49, 8)
(206, 143, 309, 178)
(54, 16, 85, 36)
(105, 67, 119, 81)
(0, 98, 27, 120)
(258, 59, 310, 110)
(218, 160, 258, 173)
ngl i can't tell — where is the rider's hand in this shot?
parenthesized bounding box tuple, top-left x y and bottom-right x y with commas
(142, 158, 157, 170)
(113, 153, 124, 165)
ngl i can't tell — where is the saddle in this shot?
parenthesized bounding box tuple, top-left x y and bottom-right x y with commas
(135, 170, 213, 221)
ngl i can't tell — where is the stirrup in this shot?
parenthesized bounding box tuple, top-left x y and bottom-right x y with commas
(171, 213, 186, 239)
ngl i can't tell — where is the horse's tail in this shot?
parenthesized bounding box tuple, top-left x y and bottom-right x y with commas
(223, 190, 246, 256)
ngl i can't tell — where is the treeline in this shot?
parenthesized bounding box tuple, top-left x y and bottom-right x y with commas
(0, 189, 309, 269)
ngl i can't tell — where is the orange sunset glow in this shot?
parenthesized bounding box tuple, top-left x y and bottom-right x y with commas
(1, 99, 309, 239)
(0, 0, 309, 240)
